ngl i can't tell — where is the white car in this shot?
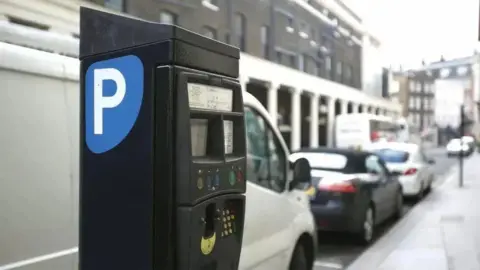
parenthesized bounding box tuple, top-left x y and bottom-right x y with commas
(367, 142, 435, 200)
(240, 92, 317, 270)
(446, 138, 472, 157)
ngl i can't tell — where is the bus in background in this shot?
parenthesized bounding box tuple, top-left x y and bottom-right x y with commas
(334, 113, 399, 149)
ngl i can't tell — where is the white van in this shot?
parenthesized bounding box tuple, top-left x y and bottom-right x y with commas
(335, 113, 398, 149)
(0, 25, 316, 270)
(241, 92, 317, 270)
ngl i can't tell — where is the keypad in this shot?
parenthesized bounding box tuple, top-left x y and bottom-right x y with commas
(220, 209, 236, 238)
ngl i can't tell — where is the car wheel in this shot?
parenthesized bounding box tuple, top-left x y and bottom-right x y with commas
(288, 243, 308, 270)
(393, 191, 403, 219)
(415, 182, 424, 202)
(425, 177, 433, 194)
(357, 206, 374, 245)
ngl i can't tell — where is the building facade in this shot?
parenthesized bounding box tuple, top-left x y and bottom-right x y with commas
(0, 0, 401, 150)
(393, 55, 480, 144)
(85, 0, 364, 89)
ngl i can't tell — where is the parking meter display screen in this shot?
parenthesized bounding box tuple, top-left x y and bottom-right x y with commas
(191, 119, 208, 156)
(224, 120, 233, 154)
(188, 83, 233, 112)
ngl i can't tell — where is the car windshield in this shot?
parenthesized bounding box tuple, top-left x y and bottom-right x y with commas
(373, 148, 409, 163)
(290, 152, 347, 170)
(290, 151, 367, 174)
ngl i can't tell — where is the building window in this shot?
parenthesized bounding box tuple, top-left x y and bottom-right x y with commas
(409, 97, 415, 109)
(344, 64, 352, 84)
(288, 54, 296, 68)
(325, 56, 331, 78)
(416, 82, 421, 92)
(104, 0, 125, 12)
(416, 97, 421, 109)
(160, 11, 177, 24)
(321, 35, 332, 52)
(234, 13, 246, 51)
(409, 81, 415, 91)
(202, 26, 217, 39)
(298, 54, 305, 71)
(260, 25, 269, 59)
(336, 61, 342, 80)
(276, 50, 296, 68)
(276, 51, 282, 63)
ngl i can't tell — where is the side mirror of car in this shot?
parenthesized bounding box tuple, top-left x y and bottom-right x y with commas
(427, 159, 435, 165)
(289, 158, 312, 190)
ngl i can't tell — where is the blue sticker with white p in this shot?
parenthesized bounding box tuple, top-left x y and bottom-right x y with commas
(85, 55, 144, 154)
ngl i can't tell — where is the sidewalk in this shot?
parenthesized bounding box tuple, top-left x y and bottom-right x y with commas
(348, 154, 480, 270)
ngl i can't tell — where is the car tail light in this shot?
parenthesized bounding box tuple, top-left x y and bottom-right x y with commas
(318, 181, 357, 193)
(404, 168, 418, 175)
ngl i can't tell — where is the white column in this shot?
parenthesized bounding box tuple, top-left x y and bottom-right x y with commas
(341, 100, 348, 114)
(327, 97, 336, 147)
(352, 103, 359, 113)
(267, 82, 279, 126)
(239, 76, 249, 92)
(309, 94, 320, 148)
(290, 89, 302, 151)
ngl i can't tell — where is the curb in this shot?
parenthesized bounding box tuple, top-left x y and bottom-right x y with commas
(346, 163, 459, 270)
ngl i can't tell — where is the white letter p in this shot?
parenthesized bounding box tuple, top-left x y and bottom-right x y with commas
(93, 68, 126, 135)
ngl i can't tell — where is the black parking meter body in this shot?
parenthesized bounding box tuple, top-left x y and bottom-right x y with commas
(79, 7, 246, 270)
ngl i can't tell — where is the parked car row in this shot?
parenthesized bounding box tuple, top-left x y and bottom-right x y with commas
(240, 94, 437, 268)
(289, 141, 436, 245)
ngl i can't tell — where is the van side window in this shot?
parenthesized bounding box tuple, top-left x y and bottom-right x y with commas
(267, 127, 287, 192)
(244, 106, 287, 192)
(244, 107, 270, 189)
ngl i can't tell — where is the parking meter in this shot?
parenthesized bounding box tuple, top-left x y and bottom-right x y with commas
(79, 7, 246, 270)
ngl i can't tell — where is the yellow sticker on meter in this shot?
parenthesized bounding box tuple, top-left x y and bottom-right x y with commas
(305, 186, 316, 197)
(200, 233, 216, 255)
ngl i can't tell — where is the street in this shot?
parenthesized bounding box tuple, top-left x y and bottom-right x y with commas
(313, 147, 457, 270)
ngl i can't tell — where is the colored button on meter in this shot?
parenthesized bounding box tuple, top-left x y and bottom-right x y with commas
(229, 171, 236, 186)
(236, 170, 243, 182)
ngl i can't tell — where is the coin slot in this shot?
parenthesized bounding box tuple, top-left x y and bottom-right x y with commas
(204, 203, 216, 238)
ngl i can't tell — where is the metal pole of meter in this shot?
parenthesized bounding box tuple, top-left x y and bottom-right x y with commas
(459, 104, 464, 187)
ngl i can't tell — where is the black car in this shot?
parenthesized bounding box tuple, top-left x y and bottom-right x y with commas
(290, 147, 403, 245)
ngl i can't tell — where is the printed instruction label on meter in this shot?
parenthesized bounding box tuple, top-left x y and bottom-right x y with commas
(224, 121, 233, 154)
(188, 83, 233, 112)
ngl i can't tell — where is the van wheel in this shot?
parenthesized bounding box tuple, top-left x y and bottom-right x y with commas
(289, 243, 308, 270)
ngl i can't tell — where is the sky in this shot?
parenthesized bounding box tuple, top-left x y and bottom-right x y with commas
(342, 0, 480, 69)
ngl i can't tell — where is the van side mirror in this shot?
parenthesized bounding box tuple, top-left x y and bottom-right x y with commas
(289, 158, 311, 190)
(427, 159, 435, 165)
